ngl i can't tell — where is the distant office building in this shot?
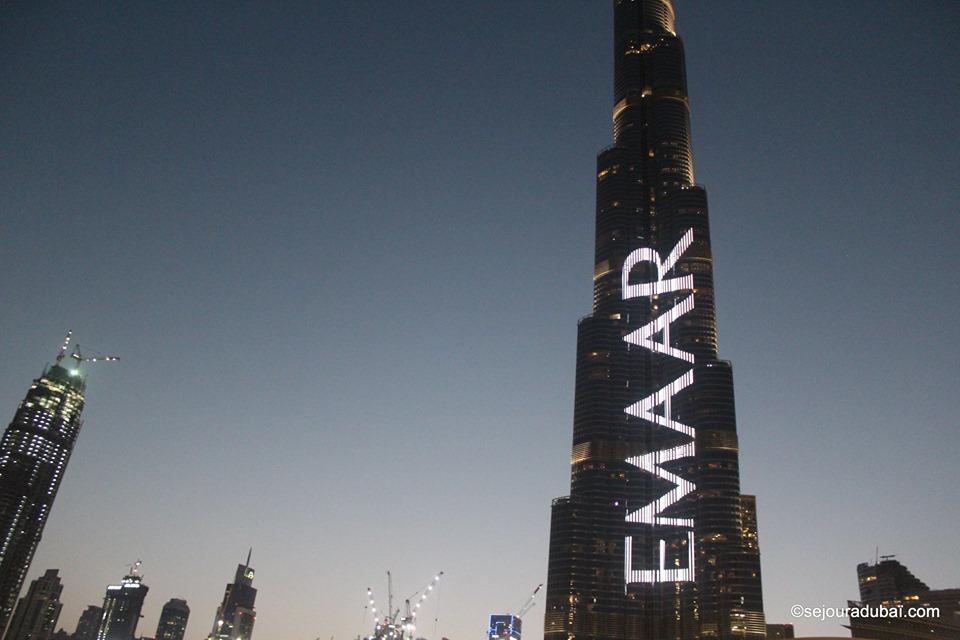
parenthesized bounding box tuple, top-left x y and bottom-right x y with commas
(155, 600, 188, 640)
(0, 339, 93, 634)
(4, 569, 63, 640)
(96, 565, 148, 640)
(848, 558, 960, 640)
(73, 607, 102, 640)
(207, 554, 255, 640)
(765, 623, 794, 639)
(858, 558, 930, 605)
(487, 614, 520, 640)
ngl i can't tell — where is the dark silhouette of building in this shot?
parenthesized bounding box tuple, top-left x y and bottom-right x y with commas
(765, 624, 794, 639)
(95, 564, 148, 640)
(858, 559, 931, 606)
(206, 553, 255, 640)
(542, 2, 765, 639)
(0, 342, 88, 635)
(155, 599, 188, 640)
(73, 607, 102, 640)
(49, 630, 69, 640)
(3, 569, 63, 640)
(847, 558, 960, 640)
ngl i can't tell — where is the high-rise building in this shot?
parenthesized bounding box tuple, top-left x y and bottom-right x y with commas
(96, 565, 148, 640)
(155, 600, 189, 640)
(542, 2, 765, 639)
(3, 569, 63, 640)
(73, 607, 102, 640)
(207, 554, 256, 640)
(848, 558, 960, 640)
(857, 558, 930, 606)
(0, 338, 91, 634)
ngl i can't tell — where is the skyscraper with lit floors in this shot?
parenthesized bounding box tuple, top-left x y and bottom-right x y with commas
(543, 2, 765, 639)
(3, 569, 63, 640)
(96, 564, 149, 640)
(207, 553, 256, 640)
(155, 599, 189, 640)
(0, 334, 107, 635)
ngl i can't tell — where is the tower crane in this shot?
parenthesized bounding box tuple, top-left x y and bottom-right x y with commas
(363, 571, 442, 640)
(55, 331, 119, 369)
(516, 583, 542, 618)
(403, 571, 443, 630)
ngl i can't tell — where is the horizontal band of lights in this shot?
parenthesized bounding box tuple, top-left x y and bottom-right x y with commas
(622, 228, 697, 586)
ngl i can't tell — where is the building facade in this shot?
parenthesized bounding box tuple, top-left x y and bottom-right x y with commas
(155, 599, 189, 640)
(73, 606, 103, 640)
(95, 567, 148, 640)
(542, 2, 765, 639)
(207, 556, 256, 640)
(0, 359, 86, 634)
(848, 559, 960, 640)
(3, 569, 63, 640)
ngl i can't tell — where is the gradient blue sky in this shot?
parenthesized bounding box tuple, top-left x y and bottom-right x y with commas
(1, 2, 958, 639)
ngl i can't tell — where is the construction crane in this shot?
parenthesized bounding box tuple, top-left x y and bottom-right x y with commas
(403, 571, 443, 629)
(55, 331, 119, 369)
(516, 583, 542, 618)
(363, 571, 443, 640)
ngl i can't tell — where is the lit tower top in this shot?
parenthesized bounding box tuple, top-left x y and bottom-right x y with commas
(0, 332, 117, 636)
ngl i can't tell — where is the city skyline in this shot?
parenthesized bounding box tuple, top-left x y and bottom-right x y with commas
(1, 2, 958, 640)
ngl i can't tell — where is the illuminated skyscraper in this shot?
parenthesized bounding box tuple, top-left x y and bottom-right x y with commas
(3, 569, 63, 640)
(96, 565, 149, 640)
(155, 599, 189, 640)
(0, 336, 97, 635)
(207, 553, 256, 640)
(543, 2, 765, 639)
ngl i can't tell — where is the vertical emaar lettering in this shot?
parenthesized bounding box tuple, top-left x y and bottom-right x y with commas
(622, 229, 697, 586)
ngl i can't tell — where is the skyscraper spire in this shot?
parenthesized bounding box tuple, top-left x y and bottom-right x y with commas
(543, 2, 765, 638)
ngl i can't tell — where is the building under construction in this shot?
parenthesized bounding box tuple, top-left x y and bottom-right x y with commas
(363, 572, 442, 640)
(0, 333, 116, 636)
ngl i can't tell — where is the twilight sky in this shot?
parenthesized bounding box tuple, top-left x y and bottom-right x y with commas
(1, 2, 958, 639)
